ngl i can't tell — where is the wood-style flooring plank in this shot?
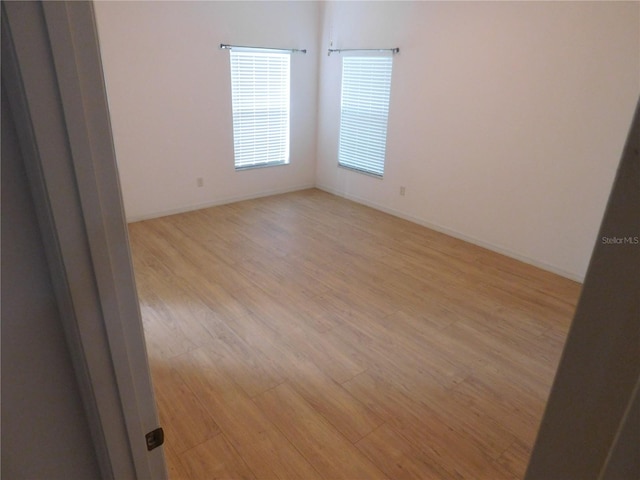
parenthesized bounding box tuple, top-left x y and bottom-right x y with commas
(230, 287, 366, 384)
(178, 435, 256, 480)
(149, 362, 221, 455)
(127, 188, 581, 479)
(253, 382, 389, 480)
(343, 372, 516, 480)
(355, 423, 450, 480)
(220, 308, 383, 443)
(496, 439, 533, 479)
(163, 443, 191, 480)
(172, 347, 323, 480)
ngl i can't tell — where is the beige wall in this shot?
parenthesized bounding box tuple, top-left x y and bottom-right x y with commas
(316, 1, 639, 281)
(94, 0, 321, 222)
(96, 1, 639, 281)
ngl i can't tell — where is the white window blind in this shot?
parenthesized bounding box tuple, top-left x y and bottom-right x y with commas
(230, 50, 290, 169)
(338, 56, 393, 177)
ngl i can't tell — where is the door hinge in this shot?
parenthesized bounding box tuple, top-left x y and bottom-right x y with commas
(145, 427, 164, 451)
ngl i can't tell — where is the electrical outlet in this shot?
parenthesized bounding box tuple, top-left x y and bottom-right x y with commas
(197, 177, 204, 187)
(400, 186, 406, 196)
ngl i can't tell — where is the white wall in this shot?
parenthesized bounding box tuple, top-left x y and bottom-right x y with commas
(95, 1, 320, 221)
(96, 1, 638, 281)
(316, 1, 639, 281)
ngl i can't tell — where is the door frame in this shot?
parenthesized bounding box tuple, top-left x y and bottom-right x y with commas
(2, 2, 167, 478)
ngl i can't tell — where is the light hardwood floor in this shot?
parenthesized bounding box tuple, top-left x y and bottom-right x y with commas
(128, 188, 582, 480)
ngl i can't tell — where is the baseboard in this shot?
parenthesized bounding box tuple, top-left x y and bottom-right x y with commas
(126, 184, 315, 223)
(315, 184, 585, 283)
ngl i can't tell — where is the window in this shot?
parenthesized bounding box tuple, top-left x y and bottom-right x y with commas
(230, 50, 290, 169)
(338, 56, 393, 177)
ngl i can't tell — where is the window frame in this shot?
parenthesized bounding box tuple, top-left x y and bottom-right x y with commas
(337, 54, 394, 178)
(229, 49, 291, 171)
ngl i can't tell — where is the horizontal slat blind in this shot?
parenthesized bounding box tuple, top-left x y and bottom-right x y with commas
(230, 51, 290, 169)
(338, 56, 393, 177)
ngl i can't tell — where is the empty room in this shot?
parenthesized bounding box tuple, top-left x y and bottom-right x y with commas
(2, 1, 638, 479)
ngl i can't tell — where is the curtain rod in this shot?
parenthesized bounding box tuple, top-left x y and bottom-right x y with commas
(220, 43, 307, 54)
(327, 47, 399, 56)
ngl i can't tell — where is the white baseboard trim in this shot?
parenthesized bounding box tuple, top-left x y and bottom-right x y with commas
(126, 184, 315, 223)
(315, 184, 585, 283)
